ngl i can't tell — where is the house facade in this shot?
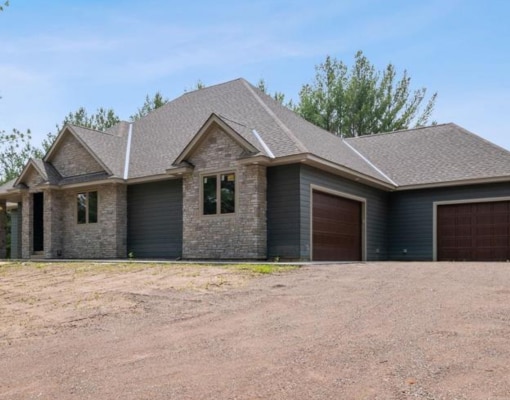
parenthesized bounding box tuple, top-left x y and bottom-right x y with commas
(2, 78, 510, 262)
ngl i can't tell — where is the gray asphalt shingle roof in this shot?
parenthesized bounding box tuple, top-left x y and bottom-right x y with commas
(127, 79, 303, 179)
(32, 159, 62, 185)
(0, 178, 16, 192)
(68, 125, 128, 178)
(3, 78, 509, 195)
(346, 123, 510, 187)
(127, 78, 389, 183)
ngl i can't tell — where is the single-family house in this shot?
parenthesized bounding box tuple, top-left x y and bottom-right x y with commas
(1, 78, 510, 261)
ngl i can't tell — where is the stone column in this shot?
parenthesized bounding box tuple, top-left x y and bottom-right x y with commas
(44, 189, 62, 258)
(115, 184, 127, 258)
(0, 199, 7, 259)
(21, 191, 33, 259)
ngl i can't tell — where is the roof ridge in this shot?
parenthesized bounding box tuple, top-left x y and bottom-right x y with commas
(346, 122, 455, 140)
(68, 123, 121, 138)
(240, 79, 308, 153)
(181, 77, 245, 98)
(138, 78, 248, 123)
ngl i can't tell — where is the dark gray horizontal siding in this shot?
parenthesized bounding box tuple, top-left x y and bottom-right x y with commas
(9, 208, 20, 259)
(389, 182, 510, 260)
(300, 165, 389, 261)
(127, 179, 183, 258)
(267, 164, 301, 259)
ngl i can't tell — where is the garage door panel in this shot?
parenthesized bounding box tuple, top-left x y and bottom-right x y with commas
(441, 238, 457, 248)
(440, 226, 456, 237)
(456, 215, 473, 225)
(494, 236, 508, 246)
(475, 236, 493, 247)
(475, 203, 492, 213)
(312, 191, 362, 261)
(492, 249, 508, 260)
(438, 200, 510, 261)
(456, 204, 473, 214)
(314, 219, 360, 235)
(475, 226, 493, 236)
(493, 202, 509, 212)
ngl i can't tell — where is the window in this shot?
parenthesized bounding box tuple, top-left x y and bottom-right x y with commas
(77, 191, 98, 224)
(203, 173, 235, 215)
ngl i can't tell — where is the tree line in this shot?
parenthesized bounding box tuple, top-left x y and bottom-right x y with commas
(0, 53, 436, 184)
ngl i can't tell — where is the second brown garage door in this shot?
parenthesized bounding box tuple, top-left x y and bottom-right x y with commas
(437, 201, 510, 261)
(312, 190, 362, 261)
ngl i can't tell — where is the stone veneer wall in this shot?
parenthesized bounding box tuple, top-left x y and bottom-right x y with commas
(17, 134, 126, 258)
(20, 183, 127, 259)
(182, 128, 267, 259)
(52, 133, 104, 177)
(59, 184, 127, 258)
(21, 191, 33, 259)
(44, 189, 63, 258)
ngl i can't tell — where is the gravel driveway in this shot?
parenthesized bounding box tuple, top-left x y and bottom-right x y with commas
(1, 262, 510, 399)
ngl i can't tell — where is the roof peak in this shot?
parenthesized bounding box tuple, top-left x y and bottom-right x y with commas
(66, 123, 122, 138)
(181, 77, 248, 97)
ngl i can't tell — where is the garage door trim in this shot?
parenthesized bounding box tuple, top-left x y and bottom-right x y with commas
(433, 196, 510, 261)
(310, 184, 367, 261)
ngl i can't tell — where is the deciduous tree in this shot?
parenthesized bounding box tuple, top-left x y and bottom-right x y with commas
(0, 129, 42, 184)
(257, 79, 292, 107)
(130, 92, 168, 121)
(296, 51, 437, 137)
(41, 107, 121, 153)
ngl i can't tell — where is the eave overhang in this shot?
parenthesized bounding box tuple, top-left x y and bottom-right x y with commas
(395, 175, 510, 191)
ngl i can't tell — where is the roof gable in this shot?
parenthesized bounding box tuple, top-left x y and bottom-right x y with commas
(45, 126, 111, 177)
(173, 113, 260, 166)
(15, 160, 45, 187)
(44, 124, 129, 179)
(14, 158, 62, 188)
(126, 79, 305, 179)
(125, 78, 392, 186)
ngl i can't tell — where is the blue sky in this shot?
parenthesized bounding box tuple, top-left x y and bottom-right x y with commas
(1, 0, 509, 149)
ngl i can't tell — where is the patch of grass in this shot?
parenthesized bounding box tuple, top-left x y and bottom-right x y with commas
(0, 261, 299, 276)
(228, 264, 299, 275)
(0, 261, 23, 275)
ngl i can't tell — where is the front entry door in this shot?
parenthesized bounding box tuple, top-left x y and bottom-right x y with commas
(33, 192, 44, 252)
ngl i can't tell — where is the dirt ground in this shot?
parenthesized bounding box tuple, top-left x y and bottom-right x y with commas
(1, 261, 510, 400)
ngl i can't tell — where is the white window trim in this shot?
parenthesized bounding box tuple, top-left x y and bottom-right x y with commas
(432, 196, 510, 261)
(309, 184, 367, 261)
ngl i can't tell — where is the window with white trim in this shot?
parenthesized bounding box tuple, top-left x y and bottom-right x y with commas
(203, 173, 235, 215)
(77, 191, 98, 224)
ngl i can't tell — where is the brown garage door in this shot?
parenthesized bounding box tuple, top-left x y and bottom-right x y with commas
(312, 190, 362, 261)
(437, 201, 510, 261)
